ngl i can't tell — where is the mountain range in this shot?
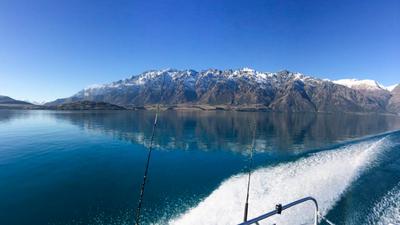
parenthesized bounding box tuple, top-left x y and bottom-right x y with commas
(1, 68, 399, 113)
(43, 68, 399, 114)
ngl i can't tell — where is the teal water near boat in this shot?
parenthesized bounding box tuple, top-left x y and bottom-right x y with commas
(0, 110, 400, 225)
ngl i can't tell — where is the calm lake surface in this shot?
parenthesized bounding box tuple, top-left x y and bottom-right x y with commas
(1, 110, 400, 225)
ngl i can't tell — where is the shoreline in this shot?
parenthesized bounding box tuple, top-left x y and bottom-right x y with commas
(1, 104, 399, 116)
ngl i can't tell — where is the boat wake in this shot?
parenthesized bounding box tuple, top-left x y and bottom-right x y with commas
(168, 137, 389, 225)
(367, 181, 400, 225)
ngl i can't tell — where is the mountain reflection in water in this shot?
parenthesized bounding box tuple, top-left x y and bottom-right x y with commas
(3, 110, 400, 154)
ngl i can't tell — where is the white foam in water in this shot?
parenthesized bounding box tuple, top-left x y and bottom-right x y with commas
(168, 138, 388, 225)
(367, 182, 400, 225)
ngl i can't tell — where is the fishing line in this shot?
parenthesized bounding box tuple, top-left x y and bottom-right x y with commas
(243, 117, 257, 222)
(134, 73, 166, 225)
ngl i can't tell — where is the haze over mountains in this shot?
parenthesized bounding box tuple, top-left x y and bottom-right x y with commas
(2, 68, 399, 113)
(42, 68, 399, 113)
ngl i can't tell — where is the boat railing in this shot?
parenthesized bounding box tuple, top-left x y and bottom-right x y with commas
(237, 196, 321, 225)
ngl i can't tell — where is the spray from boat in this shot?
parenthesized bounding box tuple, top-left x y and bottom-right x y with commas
(169, 137, 389, 225)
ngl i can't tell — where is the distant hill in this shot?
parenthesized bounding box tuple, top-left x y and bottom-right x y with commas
(0, 96, 127, 110)
(53, 101, 126, 110)
(0, 95, 32, 105)
(46, 68, 400, 114)
(0, 95, 41, 109)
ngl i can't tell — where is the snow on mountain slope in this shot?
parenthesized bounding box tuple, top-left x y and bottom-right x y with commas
(333, 79, 386, 91)
(386, 84, 399, 92)
(77, 68, 319, 98)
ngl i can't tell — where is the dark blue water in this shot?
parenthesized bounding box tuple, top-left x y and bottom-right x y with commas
(0, 110, 399, 225)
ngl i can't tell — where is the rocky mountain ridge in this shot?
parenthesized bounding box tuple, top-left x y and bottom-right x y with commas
(45, 68, 400, 114)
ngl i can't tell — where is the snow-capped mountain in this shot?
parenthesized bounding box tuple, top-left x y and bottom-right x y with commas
(333, 79, 386, 91)
(333, 78, 398, 92)
(25, 100, 47, 105)
(47, 68, 399, 113)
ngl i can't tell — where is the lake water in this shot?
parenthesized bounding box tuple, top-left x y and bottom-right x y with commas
(0, 110, 400, 225)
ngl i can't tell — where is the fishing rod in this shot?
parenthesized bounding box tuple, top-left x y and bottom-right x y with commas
(134, 74, 166, 225)
(243, 118, 257, 222)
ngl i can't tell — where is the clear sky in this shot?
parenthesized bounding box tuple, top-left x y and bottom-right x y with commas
(0, 0, 399, 102)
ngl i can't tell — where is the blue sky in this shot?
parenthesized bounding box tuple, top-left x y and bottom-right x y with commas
(0, 0, 399, 102)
